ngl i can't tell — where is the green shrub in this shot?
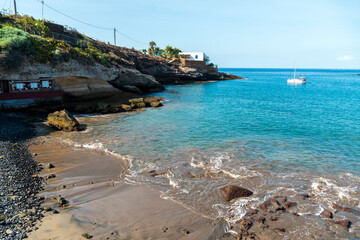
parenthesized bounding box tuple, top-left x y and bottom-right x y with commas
(0, 49, 24, 69)
(28, 35, 53, 63)
(0, 26, 31, 51)
(15, 15, 50, 37)
(52, 49, 62, 64)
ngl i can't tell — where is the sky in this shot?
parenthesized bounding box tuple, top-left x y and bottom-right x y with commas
(2, 0, 360, 68)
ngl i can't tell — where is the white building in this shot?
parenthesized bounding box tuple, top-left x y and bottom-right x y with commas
(180, 52, 206, 61)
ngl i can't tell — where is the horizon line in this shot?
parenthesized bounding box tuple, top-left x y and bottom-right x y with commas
(219, 67, 360, 70)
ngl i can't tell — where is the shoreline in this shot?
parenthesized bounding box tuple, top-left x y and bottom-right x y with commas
(27, 137, 230, 240)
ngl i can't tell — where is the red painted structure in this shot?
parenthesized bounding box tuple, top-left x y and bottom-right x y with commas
(0, 77, 63, 104)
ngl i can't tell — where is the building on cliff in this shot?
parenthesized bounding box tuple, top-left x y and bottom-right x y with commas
(0, 77, 63, 109)
(179, 52, 218, 72)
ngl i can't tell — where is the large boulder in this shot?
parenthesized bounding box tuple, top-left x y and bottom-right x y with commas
(47, 110, 81, 131)
(220, 185, 253, 202)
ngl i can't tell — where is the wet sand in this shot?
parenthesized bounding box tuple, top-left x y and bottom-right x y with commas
(28, 140, 228, 240)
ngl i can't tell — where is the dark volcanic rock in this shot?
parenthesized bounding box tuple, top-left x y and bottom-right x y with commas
(0, 140, 43, 240)
(57, 197, 67, 207)
(320, 209, 333, 219)
(335, 220, 351, 228)
(220, 185, 253, 201)
(82, 233, 93, 239)
(332, 203, 360, 216)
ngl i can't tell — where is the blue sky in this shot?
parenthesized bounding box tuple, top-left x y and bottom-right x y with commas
(3, 0, 360, 68)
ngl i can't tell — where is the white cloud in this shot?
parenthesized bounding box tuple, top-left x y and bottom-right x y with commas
(337, 56, 355, 61)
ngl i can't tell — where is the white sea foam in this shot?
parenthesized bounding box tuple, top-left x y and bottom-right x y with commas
(311, 177, 359, 206)
(190, 153, 261, 180)
(165, 171, 189, 194)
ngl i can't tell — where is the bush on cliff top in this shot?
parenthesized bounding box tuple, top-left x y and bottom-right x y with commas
(0, 26, 31, 51)
(0, 24, 111, 69)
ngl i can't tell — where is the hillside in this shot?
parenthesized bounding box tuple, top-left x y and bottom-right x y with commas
(0, 14, 240, 102)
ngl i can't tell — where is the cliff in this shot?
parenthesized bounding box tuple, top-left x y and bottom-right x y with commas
(0, 15, 241, 103)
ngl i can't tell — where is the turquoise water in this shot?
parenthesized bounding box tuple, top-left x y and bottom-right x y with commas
(89, 68, 360, 175)
(65, 69, 360, 233)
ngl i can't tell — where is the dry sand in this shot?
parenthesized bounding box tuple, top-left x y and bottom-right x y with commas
(27, 140, 230, 240)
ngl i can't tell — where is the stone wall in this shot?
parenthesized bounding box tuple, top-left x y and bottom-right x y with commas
(179, 58, 218, 72)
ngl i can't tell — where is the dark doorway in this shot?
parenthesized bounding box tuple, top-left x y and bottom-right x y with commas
(2, 81, 9, 93)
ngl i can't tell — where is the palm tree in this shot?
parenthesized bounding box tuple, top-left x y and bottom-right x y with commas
(149, 41, 156, 55)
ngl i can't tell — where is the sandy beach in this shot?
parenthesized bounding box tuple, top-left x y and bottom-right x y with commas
(27, 139, 230, 240)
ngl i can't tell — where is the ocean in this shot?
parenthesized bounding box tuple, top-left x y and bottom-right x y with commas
(55, 68, 360, 237)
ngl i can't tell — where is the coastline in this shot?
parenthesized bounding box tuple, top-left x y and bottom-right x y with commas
(27, 137, 230, 240)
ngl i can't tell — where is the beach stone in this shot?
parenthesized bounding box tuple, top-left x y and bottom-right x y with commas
(274, 227, 285, 234)
(320, 209, 333, 219)
(150, 101, 163, 108)
(332, 203, 360, 216)
(0, 213, 6, 221)
(57, 197, 67, 207)
(47, 110, 81, 131)
(47, 174, 56, 179)
(6, 229, 13, 235)
(143, 96, 165, 104)
(43, 207, 52, 212)
(220, 185, 253, 201)
(121, 104, 132, 111)
(82, 233, 93, 239)
(335, 220, 351, 228)
(131, 101, 146, 108)
(48, 163, 55, 169)
(128, 98, 143, 104)
(182, 229, 190, 235)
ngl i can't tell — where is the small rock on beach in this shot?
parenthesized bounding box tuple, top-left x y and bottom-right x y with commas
(220, 185, 253, 201)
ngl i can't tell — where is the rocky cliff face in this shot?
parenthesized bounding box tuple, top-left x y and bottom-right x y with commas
(0, 59, 164, 99)
(91, 41, 241, 84)
(0, 36, 240, 102)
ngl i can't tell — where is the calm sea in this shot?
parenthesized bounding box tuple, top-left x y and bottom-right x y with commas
(57, 68, 360, 237)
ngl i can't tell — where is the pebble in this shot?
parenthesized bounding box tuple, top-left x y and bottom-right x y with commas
(0, 115, 43, 240)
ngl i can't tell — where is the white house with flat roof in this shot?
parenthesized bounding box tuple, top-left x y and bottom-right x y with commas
(180, 52, 205, 61)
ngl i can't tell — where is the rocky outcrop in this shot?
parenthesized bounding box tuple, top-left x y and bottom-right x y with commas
(91, 41, 242, 85)
(0, 60, 164, 99)
(220, 185, 253, 201)
(55, 76, 120, 98)
(47, 109, 81, 131)
(109, 69, 165, 93)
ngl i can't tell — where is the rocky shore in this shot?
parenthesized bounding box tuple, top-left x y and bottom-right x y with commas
(0, 114, 44, 239)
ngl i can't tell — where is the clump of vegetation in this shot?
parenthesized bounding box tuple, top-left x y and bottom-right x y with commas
(147, 41, 181, 59)
(0, 13, 111, 69)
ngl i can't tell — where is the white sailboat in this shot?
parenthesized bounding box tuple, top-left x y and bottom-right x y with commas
(287, 60, 306, 84)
